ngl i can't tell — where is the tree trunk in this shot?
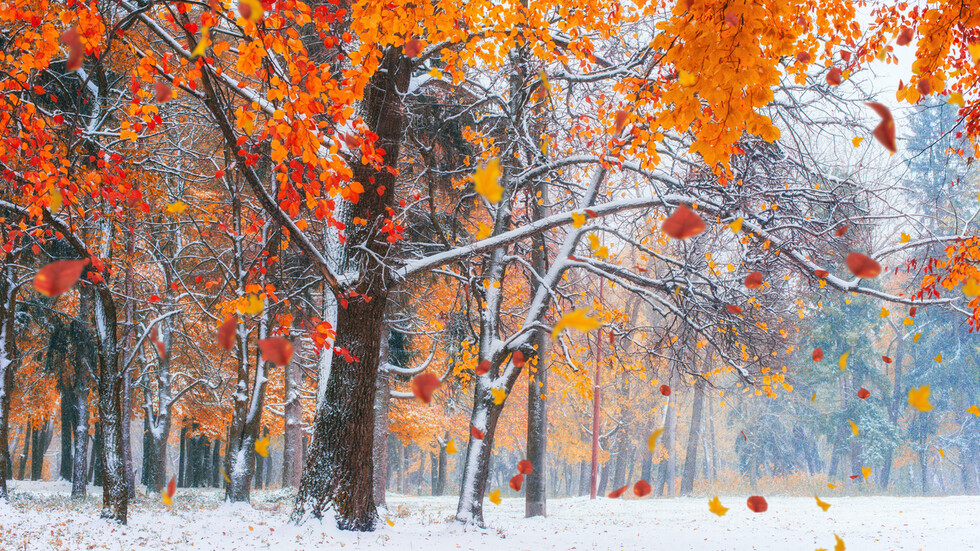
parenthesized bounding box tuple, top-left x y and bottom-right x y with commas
(290, 48, 409, 532)
(455, 395, 507, 525)
(681, 378, 706, 495)
(0, 275, 17, 500)
(92, 286, 128, 522)
(90, 423, 102, 486)
(71, 357, 90, 500)
(31, 419, 53, 480)
(17, 424, 30, 480)
(656, 397, 677, 497)
(59, 381, 76, 481)
(525, 173, 549, 518)
(212, 440, 221, 487)
(437, 435, 448, 496)
(282, 356, 304, 489)
(372, 356, 390, 507)
(178, 425, 188, 488)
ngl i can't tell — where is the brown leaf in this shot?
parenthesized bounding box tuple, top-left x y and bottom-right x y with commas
(858, 388, 871, 399)
(403, 39, 424, 58)
(835, 224, 850, 237)
(607, 485, 629, 498)
(512, 350, 525, 368)
(865, 102, 897, 153)
(218, 316, 238, 351)
(896, 27, 914, 46)
(517, 459, 533, 475)
(614, 110, 629, 133)
(475, 360, 491, 375)
(155, 82, 172, 103)
(660, 384, 671, 396)
(662, 204, 706, 240)
(633, 479, 652, 497)
(411, 372, 441, 404)
(796, 51, 812, 64)
(471, 425, 485, 440)
(509, 474, 524, 491)
(726, 304, 743, 314)
(61, 28, 83, 71)
(33, 259, 88, 297)
(813, 348, 824, 362)
(814, 269, 829, 278)
(845, 252, 881, 278)
(882, 355, 893, 364)
(744, 271, 764, 289)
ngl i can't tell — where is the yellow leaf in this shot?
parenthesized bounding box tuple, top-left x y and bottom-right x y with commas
(835, 533, 846, 551)
(900, 232, 910, 243)
(949, 92, 965, 108)
(935, 353, 943, 363)
(473, 158, 503, 203)
(827, 483, 836, 489)
(242, 294, 264, 315)
(852, 137, 864, 147)
(475, 221, 492, 240)
(838, 350, 850, 371)
(968, 405, 980, 417)
(191, 26, 211, 58)
(815, 495, 831, 512)
(50, 188, 62, 213)
(162, 492, 173, 506)
(491, 387, 507, 405)
(903, 317, 913, 326)
(811, 392, 816, 403)
(939, 448, 945, 459)
(861, 466, 870, 482)
(254, 436, 270, 457)
(963, 278, 980, 297)
(848, 419, 859, 436)
(220, 468, 230, 483)
(572, 212, 586, 229)
(913, 332, 922, 342)
(678, 70, 697, 87)
(648, 428, 665, 452)
(167, 200, 187, 214)
(539, 70, 552, 94)
(386, 518, 394, 526)
(880, 307, 889, 317)
(908, 385, 934, 412)
(446, 439, 458, 454)
(708, 496, 729, 517)
(552, 308, 602, 338)
(241, 0, 263, 21)
(489, 489, 501, 505)
(729, 217, 743, 233)
(969, 43, 980, 64)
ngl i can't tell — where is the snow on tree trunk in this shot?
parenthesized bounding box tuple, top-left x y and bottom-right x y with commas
(680, 377, 705, 495)
(93, 287, 128, 523)
(0, 269, 16, 501)
(455, 391, 506, 526)
(372, 360, 390, 507)
(71, 347, 90, 500)
(282, 356, 303, 489)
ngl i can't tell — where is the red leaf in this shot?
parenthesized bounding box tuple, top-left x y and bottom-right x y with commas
(909, 306, 917, 318)
(166, 476, 176, 498)
(411, 373, 441, 404)
(584, 209, 599, 218)
(33, 259, 88, 297)
(614, 110, 629, 133)
(812, 348, 824, 362)
(841, 50, 852, 62)
(845, 252, 881, 278)
(403, 39, 424, 58)
(148, 295, 161, 303)
(471, 425, 485, 440)
(882, 355, 892, 364)
(662, 204, 705, 240)
(61, 28, 83, 71)
(475, 360, 491, 376)
(744, 271, 764, 289)
(633, 479, 651, 497)
(660, 384, 671, 396)
(517, 459, 533, 475)
(850, 475, 860, 480)
(897, 27, 913, 46)
(814, 269, 829, 278)
(865, 102, 897, 153)
(509, 473, 524, 491)
(215, 170, 225, 179)
(155, 82, 172, 103)
(826, 67, 843, 86)
(835, 224, 850, 237)
(726, 304, 743, 315)
(747, 495, 768, 512)
(218, 316, 237, 351)
(916, 78, 931, 96)
(512, 350, 525, 368)
(858, 388, 871, 399)
(258, 337, 294, 366)
(796, 51, 811, 64)
(607, 485, 629, 498)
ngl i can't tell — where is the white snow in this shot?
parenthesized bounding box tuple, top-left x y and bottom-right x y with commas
(1, 481, 977, 550)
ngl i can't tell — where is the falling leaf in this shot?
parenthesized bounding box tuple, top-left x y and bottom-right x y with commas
(552, 308, 602, 338)
(963, 278, 980, 297)
(882, 355, 893, 364)
(726, 304, 743, 314)
(845, 252, 881, 278)
(473, 158, 503, 203)
(838, 350, 850, 371)
(475, 360, 491, 375)
(167, 201, 187, 214)
(708, 496, 729, 516)
(660, 384, 671, 396)
(939, 448, 945, 459)
(471, 425, 485, 440)
(386, 518, 394, 526)
(815, 495, 831, 512)
(647, 428, 665, 452)
(607, 485, 629, 498)
(254, 436, 270, 457)
(880, 307, 889, 317)
(813, 348, 824, 362)
(446, 439, 458, 454)
(900, 232, 911, 243)
(49, 188, 63, 213)
(61, 28, 83, 71)
(259, 337, 294, 367)
(614, 110, 629, 133)
(812, 392, 817, 403)
(935, 352, 943, 363)
(633, 480, 652, 497)
(162, 476, 176, 506)
(571, 212, 587, 228)
(835, 225, 850, 237)
(746, 496, 768, 513)
(815, 269, 829, 278)
(970, 43, 980, 64)
(826, 67, 843, 85)
(861, 466, 870, 482)
(835, 533, 846, 551)
(857, 388, 870, 399)
(827, 483, 836, 489)
(491, 387, 506, 405)
(518, 459, 533, 475)
(191, 26, 211, 58)
(913, 332, 922, 343)
(220, 468, 230, 483)
(243, 294, 264, 315)
(896, 26, 914, 46)
(852, 137, 864, 147)
(908, 385, 934, 412)
(662, 204, 705, 240)
(34, 259, 88, 297)
(848, 419, 859, 436)
(797, 51, 812, 64)
(403, 38, 424, 58)
(744, 271, 764, 289)
(729, 217, 743, 233)
(412, 373, 441, 404)
(865, 102, 897, 153)
(489, 489, 501, 504)
(512, 350, 525, 367)
(949, 92, 965, 108)
(238, 0, 263, 21)
(678, 70, 697, 86)
(218, 316, 237, 351)
(968, 405, 980, 417)
(509, 474, 524, 491)
(909, 306, 918, 318)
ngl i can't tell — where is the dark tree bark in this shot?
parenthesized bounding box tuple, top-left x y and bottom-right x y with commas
(59, 380, 76, 481)
(71, 339, 91, 500)
(0, 269, 19, 500)
(681, 378, 706, 495)
(90, 423, 102, 486)
(30, 419, 52, 480)
(17, 424, 30, 481)
(93, 286, 128, 523)
(178, 425, 188, 488)
(211, 440, 221, 487)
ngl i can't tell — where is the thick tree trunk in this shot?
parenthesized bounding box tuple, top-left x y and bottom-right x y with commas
(94, 288, 128, 522)
(282, 357, 304, 489)
(525, 172, 549, 518)
(372, 361, 390, 506)
(290, 50, 409, 531)
(454, 397, 506, 526)
(17, 424, 30, 480)
(681, 378, 706, 495)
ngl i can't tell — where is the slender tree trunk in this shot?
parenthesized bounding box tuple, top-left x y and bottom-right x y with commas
(525, 173, 549, 518)
(17, 424, 30, 481)
(31, 419, 52, 480)
(178, 425, 188, 488)
(282, 356, 303, 489)
(372, 349, 391, 507)
(681, 378, 706, 495)
(71, 358, 90, 500)
(59, 381, 76, 481)
(437, 434, 448, 496)
(0, 274, 18, 500)
(212, 441, 221, 487)
(656, 396, 677, 497)
(90, 423, 102, 486)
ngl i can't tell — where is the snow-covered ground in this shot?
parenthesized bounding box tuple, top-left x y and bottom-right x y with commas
(0, 480, 976, 550)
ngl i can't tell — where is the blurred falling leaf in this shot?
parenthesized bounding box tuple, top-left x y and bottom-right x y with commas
(412, 373, 441, 404)
(848, 420, 859, 436)
(475, 360, 491, 375)
(446, 439, 458, 454)
(218, 316, 238, 351)
(167, 200, 187, 214)
(908, 385, 934, 411)
(861, 466, 870, 482)
(647, 428, 665, 452)
(838, 350, 850, 371)
(968, 405, 980, 417)
(518, 460, 533, 474)
(607, 485, 629, 498)
(162, 476, 176, 506)
(845, 252, 881, 278)
(258, 337, 294, 367)
(815, 495, 831, 512)
(729, 217, 743, 233)
(746, 495, 768, 512)
(473, 158, 503, 203)
(491, 387, 506, 405)
(662, 204, 706, 240)
(913, 332, 922, 343)
(708, 496, 729, 516)
(50, 188, 62, 213)
(963, 278, 980, 297)
(34, 259, 88, 297)
(865, 102, 897, 153)
(633, 480, 652, 497)
(812, 348, 824, 362)
(509, 474, 524, 491)
(254, 436, 270, 457)
(489, 489, 501, 505)
(552, 308, 602, 337)
(857, 388, 870, 399)
(744, 271, 764, 289)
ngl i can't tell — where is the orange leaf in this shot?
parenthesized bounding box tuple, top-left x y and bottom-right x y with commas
(726, 304, 742, 314)
(660, 384, 671, 396)
(258, 337, 293, 366)
(61, 28, 83, 71)
(518, 459, 533, 474)
(471, 425, 485, 440)
(218, 316, 237, 351)
(614, 110, 629, 133)
(826, 67, 843, 86)
(475, 360, 491, 375)
(834, 224, 850, 237)
(607, 485, 629, 498)
(403, 39, 424, 58)
(845, 252, 881, 278)
(509, 474, 524, 491)
(882, 355, 892, 364)
(411, 373, 441, 404)
(633, 479, 651, 497)
(662, 204, 705, 240)
(896, 27, 913, 46)
(512, 350, 525, 368)
(857, 388, 870, 399)
(744, 271, 764, 289)
(746, 495, 768, 512)
(814, 269, 829, 278)
(34, 259, 88, 297)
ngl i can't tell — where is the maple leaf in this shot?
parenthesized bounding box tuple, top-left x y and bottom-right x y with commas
(571, 211, 587, 229)
(647, 428, 665, 452)
(900, 232, 910, 242)
(166, 200, 187, 214)
(835, 534, 846, 551)
(968, 405, 980, 417)
(254, 436, 270, 457)
(729, 217, 743, 233)
(908, 385, 934, 412)
(861, 466, 871, 482)
(473, 158, 503, 203)
(708, 496, 729, 516)
(814, 495, 831, 512)
(446, 439, 458, 454)
(491, 387, 506, 405)
(551, 308, 602, 338)
(488, 489, 501, 505)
